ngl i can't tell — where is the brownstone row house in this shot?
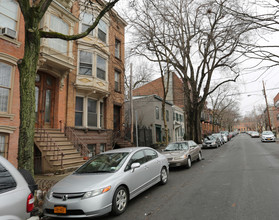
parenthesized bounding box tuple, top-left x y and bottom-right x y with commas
(0, 0, 128, 174)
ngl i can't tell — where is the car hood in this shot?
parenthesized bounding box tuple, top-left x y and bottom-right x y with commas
(161, 151, 186, 158)
(262, 135, 274, 138)
(51, 172, 116, 193)
(204, 140, 214, 144)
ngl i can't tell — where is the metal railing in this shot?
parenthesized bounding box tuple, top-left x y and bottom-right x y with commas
(35, 127, 64, 169)
(60, 121, 90, 157)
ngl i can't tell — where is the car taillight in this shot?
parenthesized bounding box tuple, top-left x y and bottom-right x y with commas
(27, 193, 34, 213)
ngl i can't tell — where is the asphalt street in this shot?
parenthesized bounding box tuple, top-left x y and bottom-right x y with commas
(48, 134, 279, 220)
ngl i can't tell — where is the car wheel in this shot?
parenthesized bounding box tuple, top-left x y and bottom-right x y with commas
(111, 186, 128, 216)
(197, 152, 202, 161)
(187, 157, 192, 168)
(160, 167, 168, 185)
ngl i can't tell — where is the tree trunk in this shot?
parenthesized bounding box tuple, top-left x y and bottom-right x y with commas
(186, 105, 202, 144)
(17, 21, 41, 175)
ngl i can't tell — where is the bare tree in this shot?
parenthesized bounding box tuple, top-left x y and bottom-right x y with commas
(208, 85, 240, 132)
(16, 0, 119, 174)
(127, 0, 253, 143)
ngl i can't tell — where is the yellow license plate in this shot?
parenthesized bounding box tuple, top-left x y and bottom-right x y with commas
(54, 206, 66, 214)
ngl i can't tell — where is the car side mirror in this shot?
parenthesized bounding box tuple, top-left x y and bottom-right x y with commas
(131, 162, 141, 172)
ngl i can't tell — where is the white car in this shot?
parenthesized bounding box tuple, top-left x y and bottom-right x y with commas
(261, 131, 276, 142)
(0, 156, 36, 220)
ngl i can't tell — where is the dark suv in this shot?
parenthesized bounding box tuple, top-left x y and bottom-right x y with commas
(0, 156, 37, 220)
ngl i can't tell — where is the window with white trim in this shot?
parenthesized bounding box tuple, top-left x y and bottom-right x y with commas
(48, 15, 69, 53)
(0, 62, 12, 113)
(79, 51, 92, 76)
(78, 51, 107, 81)
(98, 20, 107, 43)
(81, 12, 94, 35)
(75, 96, 104, 128)
(0, 0, 18, 31)
(97, 55, 106, 80)
(0, 133, 8, 158)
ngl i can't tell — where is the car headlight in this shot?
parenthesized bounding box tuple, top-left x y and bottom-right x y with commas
(82, 186, 111, 199)
(47, 191, 53, 199)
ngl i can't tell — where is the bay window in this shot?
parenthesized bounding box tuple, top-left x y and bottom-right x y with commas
(48, 15, 69, 53)
(81, 12, 94, 35)
(79, 51, 92, 76)
(0, 134, 8, 158)
(97, 55, 106, 80)
(98, 20, 107, 43)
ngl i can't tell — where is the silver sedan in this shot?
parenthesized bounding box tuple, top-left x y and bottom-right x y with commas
(43, 147, 169, 218)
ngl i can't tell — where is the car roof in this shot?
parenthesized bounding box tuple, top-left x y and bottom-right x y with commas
(103, 147, 152, 154)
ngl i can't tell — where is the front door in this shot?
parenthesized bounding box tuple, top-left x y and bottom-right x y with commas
(113, 105, 121, 131)
(35, 72, 55, 128)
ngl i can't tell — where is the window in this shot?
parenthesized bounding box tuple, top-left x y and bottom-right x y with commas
(75, 97, 84, 126)
(115, 70, 121, 92)
(115, 39, 120, 58)
(100, 102, 104, 128)
(176, 113, 179, 121)
(155, 106, 159, 120)
(0, 162, 16, 193)
(0, 0, 18, 31)
(100, 143, 106, 153)
(48, 15, 69, 53)
(88, 99, 97, 127)
(97, 55, 106, 80)
(81, 12, 94, 35)
(79, 51, 92, 76)
(0, 62, 12, 113)
(75, 96, 104, 128)
(87, 144, 96, 157)
(166, 110, 169, 122)
(98, 20, 107, 43)
(180, 114, 183, 122)
(125, 150, 146, 171)
(144, 149, 158, 162)
(0, 134, 8, 158)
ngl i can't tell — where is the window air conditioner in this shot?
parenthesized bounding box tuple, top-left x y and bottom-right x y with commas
(1, 27, 17, 39)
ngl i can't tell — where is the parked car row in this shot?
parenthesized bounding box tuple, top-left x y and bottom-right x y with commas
(246, 130, 276, 142)
(202, 131, 238, 149)
(43, 141, 203, 219)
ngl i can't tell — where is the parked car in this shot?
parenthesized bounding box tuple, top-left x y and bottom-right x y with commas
(43, 147, 169, 218)
(261, 131, 276, 142)
(212, 133, 225, 145)
(0, 156, 36, 220)
(202, 135, 221, 148)
(161, 141, 202, 168)
(251, 131, 260, 138)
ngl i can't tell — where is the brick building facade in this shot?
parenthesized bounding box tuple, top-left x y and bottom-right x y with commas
(0, 0, 127, 173)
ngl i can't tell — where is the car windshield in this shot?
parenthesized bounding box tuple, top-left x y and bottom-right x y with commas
(262, 131, 273, 135)
(74, 152, 129, 174)
(206, 136, 214, 140)
(165, 142, 189, 151)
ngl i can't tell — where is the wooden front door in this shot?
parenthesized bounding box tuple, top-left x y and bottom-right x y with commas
(35, 72, 55, 128)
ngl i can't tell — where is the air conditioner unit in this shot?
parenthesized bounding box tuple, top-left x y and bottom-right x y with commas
(1, 27, 17, 39)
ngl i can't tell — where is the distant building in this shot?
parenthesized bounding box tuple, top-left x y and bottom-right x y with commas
(125, 95, 173, 145)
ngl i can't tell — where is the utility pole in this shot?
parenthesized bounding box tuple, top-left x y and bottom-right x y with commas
(262, 81, 272, 131)
(130, 63, 134, 144)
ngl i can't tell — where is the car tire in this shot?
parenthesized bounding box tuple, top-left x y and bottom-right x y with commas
(160, 167, 168, 185)
(187, 157, 192, 168)
(111, 186, 128, 216)
(197, 152, 202, 161)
